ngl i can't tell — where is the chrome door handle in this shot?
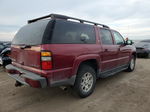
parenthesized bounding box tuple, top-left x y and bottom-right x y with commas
(104, 49, 108, 52)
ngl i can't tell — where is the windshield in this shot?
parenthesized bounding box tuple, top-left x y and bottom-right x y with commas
(12, 20, 49, 45)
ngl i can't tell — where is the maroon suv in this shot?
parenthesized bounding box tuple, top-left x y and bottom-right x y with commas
(6, 14, 136, 97)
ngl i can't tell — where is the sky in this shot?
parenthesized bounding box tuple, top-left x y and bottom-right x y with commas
(0, 0, 150, 41)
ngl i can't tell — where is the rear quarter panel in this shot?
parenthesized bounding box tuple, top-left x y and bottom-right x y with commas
(41, 44, 101, 80)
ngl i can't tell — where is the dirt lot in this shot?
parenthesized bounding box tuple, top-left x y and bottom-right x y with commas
(0, 59, 150, 112)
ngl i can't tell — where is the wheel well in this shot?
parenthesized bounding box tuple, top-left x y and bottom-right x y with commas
(78, 59, 98, 75)
(132, 52, 137, 59)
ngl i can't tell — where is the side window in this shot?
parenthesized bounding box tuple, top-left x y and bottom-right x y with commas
(51, 20, 96, 44)
(99, 29, 113, 45)
(113, 31, 125, 45)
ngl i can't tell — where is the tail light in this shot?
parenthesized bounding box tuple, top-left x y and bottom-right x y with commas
(41, 51, 52, 70)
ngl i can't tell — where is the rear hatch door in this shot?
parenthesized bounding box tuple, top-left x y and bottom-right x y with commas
(11, 45, 41, 69)
(11, 20, 50, 69)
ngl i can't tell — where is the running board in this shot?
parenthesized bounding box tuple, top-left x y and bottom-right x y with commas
(98, 64, 128, 78)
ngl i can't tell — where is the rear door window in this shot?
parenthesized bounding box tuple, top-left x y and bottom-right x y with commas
(99, 29, 113, 45)
(51, 20, 96, 44)
(12, 20, 49, 45)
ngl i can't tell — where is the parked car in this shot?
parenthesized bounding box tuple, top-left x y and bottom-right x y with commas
(0, 41, 11, 51)
(0, 42, 11, 67)
(0, 42, 9, 53)
(135, 39, 150, 58)
(0, 47, 11, 67)
(6, 14, 136, 98)
(3, 42, 11, 47)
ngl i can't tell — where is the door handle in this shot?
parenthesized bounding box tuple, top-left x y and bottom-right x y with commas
(104, 49, 108, 52)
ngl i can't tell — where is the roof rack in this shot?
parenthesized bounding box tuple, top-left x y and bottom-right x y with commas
(28, 14, 109, 28)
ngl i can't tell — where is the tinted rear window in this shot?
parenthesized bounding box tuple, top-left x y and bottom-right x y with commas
(12, 20, 49, 45)
(51, 20, 96, 44)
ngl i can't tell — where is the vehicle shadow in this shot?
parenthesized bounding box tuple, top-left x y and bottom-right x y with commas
(3, 69, 134, 112)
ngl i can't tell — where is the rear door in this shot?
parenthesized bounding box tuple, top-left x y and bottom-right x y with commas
(112, 31, 130, 66)
(98, 28, 119, 72)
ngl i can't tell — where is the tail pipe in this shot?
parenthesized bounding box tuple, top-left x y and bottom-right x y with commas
(15, 81, 23, 87)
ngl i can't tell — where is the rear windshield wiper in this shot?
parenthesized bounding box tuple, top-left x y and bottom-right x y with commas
(20, 45, 31, 49)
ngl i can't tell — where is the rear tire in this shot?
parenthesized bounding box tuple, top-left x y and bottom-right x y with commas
(126, 56, 136, 72)
(74, 64, 96, 98)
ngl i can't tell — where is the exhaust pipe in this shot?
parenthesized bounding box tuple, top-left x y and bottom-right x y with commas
(15, 81, 23, 87)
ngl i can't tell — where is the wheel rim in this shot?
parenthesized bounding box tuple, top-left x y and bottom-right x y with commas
(81, 72, 93, 93)
(130, 58, 135, 70)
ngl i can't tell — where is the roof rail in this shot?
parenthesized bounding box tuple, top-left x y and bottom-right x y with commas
(28, 14, 109, 28)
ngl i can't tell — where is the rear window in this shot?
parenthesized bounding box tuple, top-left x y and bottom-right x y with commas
(51, 20, 96, 44)
(12, 20, 49, 45)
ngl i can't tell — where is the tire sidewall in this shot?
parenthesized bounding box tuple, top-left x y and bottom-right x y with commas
(74, 64, 96, 98)
(129, 56, 136, 71)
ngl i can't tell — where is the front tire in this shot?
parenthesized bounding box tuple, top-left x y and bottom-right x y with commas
(74, 64, 96, 98)
(126, 56, 136, 72)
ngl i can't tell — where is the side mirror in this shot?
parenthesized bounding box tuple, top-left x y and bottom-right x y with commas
(125, 40, 134, 45)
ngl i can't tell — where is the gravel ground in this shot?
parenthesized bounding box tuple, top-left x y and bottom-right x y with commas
(0, 59, 150, 112)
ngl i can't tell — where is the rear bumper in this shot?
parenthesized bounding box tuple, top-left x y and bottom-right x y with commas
(136, 49, 150, 56)
(136, 49, 149, 54)
(137, 52, 149, 57)
(6, 64, 47, 88)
